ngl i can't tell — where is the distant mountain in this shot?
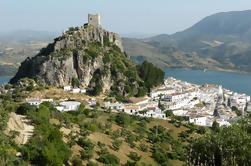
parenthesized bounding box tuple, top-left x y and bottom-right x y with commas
(0, 30, 57, 76)
(123, 10, 251, 73)
(0, 30, 59, 43)
(120, 32, 156, 39)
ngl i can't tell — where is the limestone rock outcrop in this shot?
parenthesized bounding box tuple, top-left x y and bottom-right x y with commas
(10, 24, 142, 96)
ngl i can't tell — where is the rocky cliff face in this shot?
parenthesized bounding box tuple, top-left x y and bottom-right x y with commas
(10, 25, 143, 97)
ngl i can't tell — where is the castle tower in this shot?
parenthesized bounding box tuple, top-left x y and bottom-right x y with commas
(88, 14, 101, 27)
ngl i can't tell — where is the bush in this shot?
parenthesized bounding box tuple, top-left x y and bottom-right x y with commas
(98, 153, 120, 165)
(16, 103, 36, 115)
(232, 106, 242, 116)
(128, 152, 141, 161)
(112, 139, 122, 151)
(115, 113, 132, 127)
(197, 126, 206, 134)
(139, 143, 148, 152)
(165, 110, 174, 117)
(77, 138, 94, 151)
(211, 121, 220, 133)
(71, 156, 82, 166)
(103, 36, 110, 46)
(83, 56, 88, 64)
(103, 53, 111, 64)
(87, 161, 99, 166)
(72, 77, 80, 88)
(80, 150, 93, 160)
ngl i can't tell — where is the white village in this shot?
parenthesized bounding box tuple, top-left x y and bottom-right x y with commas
(24, 77, 251, 128)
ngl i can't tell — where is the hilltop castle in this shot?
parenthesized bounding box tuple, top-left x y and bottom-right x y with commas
(88, 14, 101, 27)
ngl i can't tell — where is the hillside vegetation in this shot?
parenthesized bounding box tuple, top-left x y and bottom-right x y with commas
(0, 88, 250, 165)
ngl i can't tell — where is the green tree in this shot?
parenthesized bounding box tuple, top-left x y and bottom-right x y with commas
(165, 110, 174, 117)
(112, 139, 122, 151)
(212, 121, 220, 133)
(72, 77, 80, 88)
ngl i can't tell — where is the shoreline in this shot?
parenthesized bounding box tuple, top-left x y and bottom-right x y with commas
(163, 67, 251, 76)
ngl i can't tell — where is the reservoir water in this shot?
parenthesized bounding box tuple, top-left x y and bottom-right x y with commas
(0, 77, 11, 86)
(165, 69, 251, 96)
(1, 69, 251, 96)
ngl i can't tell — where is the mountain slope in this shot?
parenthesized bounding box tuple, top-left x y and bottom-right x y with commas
(123, 10, 251, 73)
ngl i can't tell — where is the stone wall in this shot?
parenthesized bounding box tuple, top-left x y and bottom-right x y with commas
(88, 14, 101, 27)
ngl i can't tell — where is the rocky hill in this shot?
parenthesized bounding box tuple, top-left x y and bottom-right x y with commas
(123, 10, 251, 73)
(10, 22, 163, 98)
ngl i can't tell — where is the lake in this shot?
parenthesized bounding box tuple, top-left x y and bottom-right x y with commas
(1, 69, 251, 96)
(0, 76, 11, 86)
(165, 69, 251, 96)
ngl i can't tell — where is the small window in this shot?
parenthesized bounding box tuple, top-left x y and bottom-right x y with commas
(90, 18, 92, 20)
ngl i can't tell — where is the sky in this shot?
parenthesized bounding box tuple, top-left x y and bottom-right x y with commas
(1, 0, 251, 35)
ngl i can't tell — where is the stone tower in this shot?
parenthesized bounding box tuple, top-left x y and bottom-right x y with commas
(88, 14, 101, 27)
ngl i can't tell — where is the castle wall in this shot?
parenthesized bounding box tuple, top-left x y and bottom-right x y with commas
(88, 14, 101, 27)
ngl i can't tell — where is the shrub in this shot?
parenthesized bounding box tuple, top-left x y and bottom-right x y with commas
(139, 143, 148, 152)
(197, 126, 206, 134)
(115, 113, 132, 127)
(128, 151, 141, 161)
(98, 153, 120, 165)
(103, 36, 110, 46)
(112, 139, 122, 151)
(77, 138, 94, 151)
(103, 53, 111, 64)
(71, 156, 82, 166)
(87, 161, 99, 166)
(80, 149, 93, 160)
(165, 110, 174, 117)
(72, 77, 80, 88)
(83, 56, 89, 64)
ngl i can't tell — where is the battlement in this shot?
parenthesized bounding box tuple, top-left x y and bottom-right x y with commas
(88, 14, 101, 27)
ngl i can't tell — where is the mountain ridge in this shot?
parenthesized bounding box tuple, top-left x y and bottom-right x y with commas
(123, 10, 251, 73)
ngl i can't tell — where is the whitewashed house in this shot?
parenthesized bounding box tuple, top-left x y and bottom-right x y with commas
(138, 107, 166, 119)
(41, 99, 53, 103)
(189, 115, 213, 126)
(72, 88, 81, 93)
(26, 98, 53, 106)
(150, 88, 175, 98)
(173, 110, 188, 116)
(64, 86, 71, 91)
(104, 102, 124, 111)
(165, 93, 187, 102)
(124, 105, 140, 115)
(80, 89, 87, 93)
(56, 101, 81, 111)
(216, 119, 231, 127)
(26, 99, 42, 106)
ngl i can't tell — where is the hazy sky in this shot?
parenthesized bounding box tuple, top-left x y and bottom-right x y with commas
(1, 0, 251, 35)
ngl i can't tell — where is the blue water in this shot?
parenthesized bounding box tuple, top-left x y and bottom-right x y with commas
(1, 69, 251, 96)
(165, 69, 251, 96)
(0, 77, 11, 86)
